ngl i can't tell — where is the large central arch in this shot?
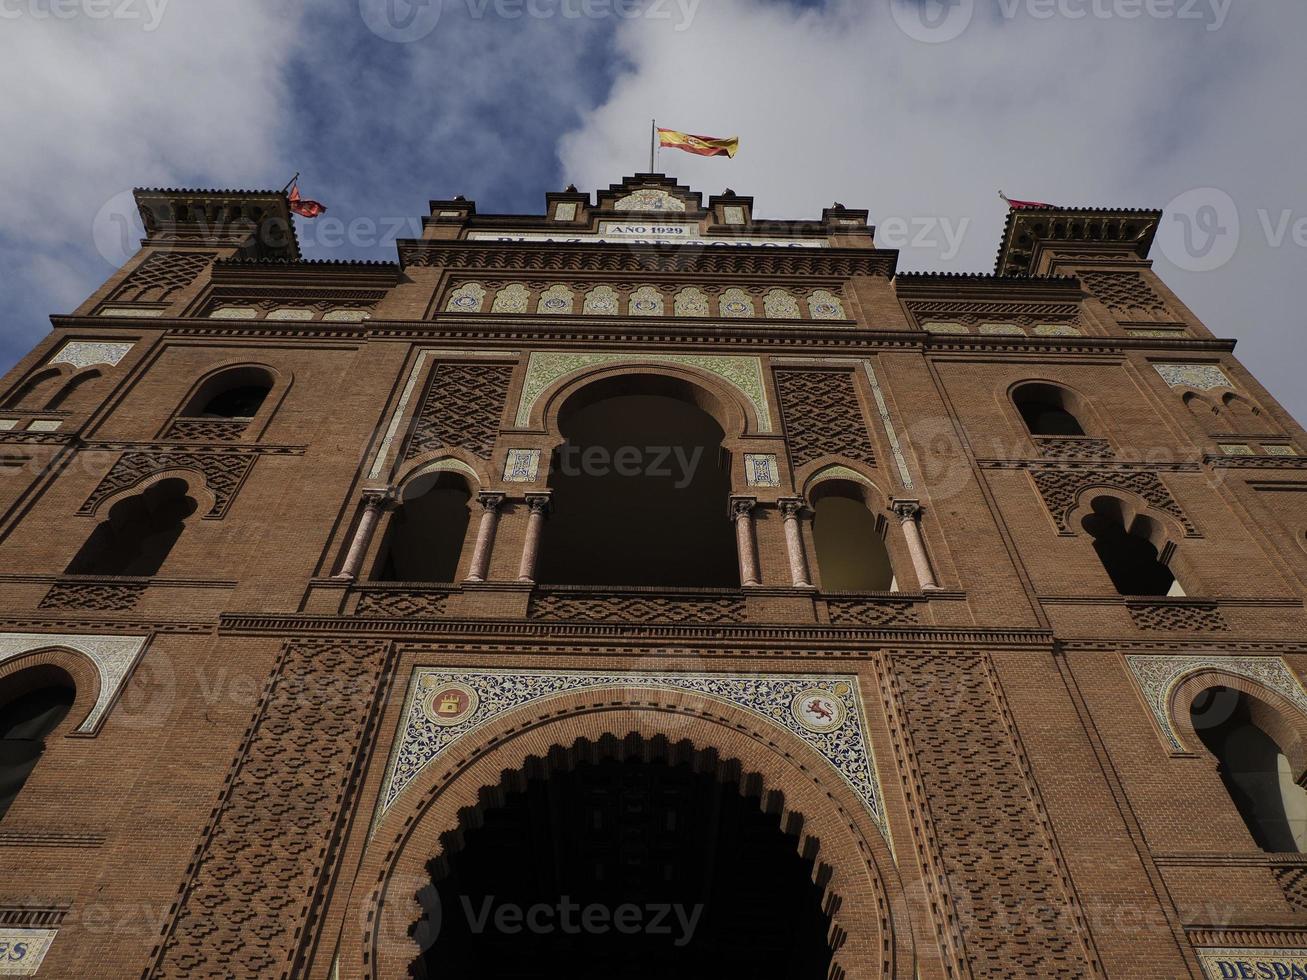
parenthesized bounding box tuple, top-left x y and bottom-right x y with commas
(342, 689, 917, 980)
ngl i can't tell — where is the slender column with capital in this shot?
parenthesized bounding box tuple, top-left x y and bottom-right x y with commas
(893, 499, 941, 592)
(731, 496, 760, 588)
(334, 489, 393, 581)
(517, 493, 551, 583)
(779, 497, 813, 588)
(466, 492, 506, 583)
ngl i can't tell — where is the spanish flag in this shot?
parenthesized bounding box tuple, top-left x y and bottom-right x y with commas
(658, 128, 739, 159)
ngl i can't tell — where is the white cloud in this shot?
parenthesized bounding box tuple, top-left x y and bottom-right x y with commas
(560, 0, 1307, 421)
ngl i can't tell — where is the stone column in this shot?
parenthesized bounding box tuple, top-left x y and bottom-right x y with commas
(779, 497, 813, 588)
(334, 489, 393, 581)
(517, 493, 551, 583)
(893, 499, 941, 592)
(731, 496, 760, 588)
(466, 492, 506, 583)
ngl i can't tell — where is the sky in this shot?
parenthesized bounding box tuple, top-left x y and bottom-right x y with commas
(1, 0, 1305, 420)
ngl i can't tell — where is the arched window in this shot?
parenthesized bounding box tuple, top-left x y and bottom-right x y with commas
(4, 368, 64, 411)
(809, 482, 896, 592)
(1081, 497, 1179, 596)
(1013, 383, 1086, 437)
(374, 472, 473, 583)
(1191, 687, 1307, 852)
(180, 366, 274, 420)
(538, 375, 738, 587)
(1221, 393, 1263, 431)
(66, 478, 197, 576)
(0, 679, 75, 821)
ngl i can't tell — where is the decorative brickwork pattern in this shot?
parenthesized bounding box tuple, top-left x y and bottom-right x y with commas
(529, 591, 746, 624)
(1081, 271, 1172, 320)
(146, 638, 392, 980)
(825, 599, 920, 627)
(354, 589, 450, 618)
(79, 451, 256, 519)
(1127, 601, 1229, 632)
(403, 361, 512, 462)
(891, 655, 1096, 977)
(1034, 437, 1115, 461)
(1275, 867, 1307, 912)
(162, 419, 250, 442)
(776, 370, 876, 467)
(38, 581, 146, 612)
(111, 251, 213, 304)
(1031, 467, 1196, 535)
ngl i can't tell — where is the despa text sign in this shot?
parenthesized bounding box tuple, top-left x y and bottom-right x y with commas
(0, 929, 57, 976)
(1198, 949, 1307, 979)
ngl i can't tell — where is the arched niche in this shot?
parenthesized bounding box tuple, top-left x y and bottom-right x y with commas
(1009, 380, 1091, 437)
(373, 462, 479, 584)
(0, 634, 148, 735)
(66, 477, 199, 577)
(536, 372, 741, 588)
(343, 691, 915, 980)
(806, 476, 897, 593)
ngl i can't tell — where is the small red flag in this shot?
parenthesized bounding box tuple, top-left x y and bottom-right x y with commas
(999, 191, 1053, 210)
(288, 182, 327, 218)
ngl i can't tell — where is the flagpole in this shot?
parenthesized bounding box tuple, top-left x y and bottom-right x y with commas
(281, 172, 300, 195)
(649, 119, 656, 173)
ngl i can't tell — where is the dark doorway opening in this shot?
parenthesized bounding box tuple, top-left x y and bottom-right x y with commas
(415, 753, 834, 979)
(537, 379, 738, 588)
(375, 473, 472, 583)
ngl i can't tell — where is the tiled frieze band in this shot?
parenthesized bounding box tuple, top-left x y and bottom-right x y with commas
(515, 351, 773, 431)
(377, 667, 890, 844)
(1125, 654, 1307, 751)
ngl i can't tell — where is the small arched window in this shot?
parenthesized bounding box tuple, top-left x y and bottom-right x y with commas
(1081, 497, 1179, 596)
(1013, 383, 1086, 437)
(810, 483, 896, 592)
(66, 478, 197, 577)
(374, 472, 473, 583)
(0, 680, 75, 821)
(1191, 687, 1307, 852)
(181, 367, 274, 420)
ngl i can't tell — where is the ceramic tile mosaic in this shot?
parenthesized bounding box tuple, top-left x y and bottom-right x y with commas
(1125, 654, 1307, 751)
(0, 632, 148, 734)
(744, 454, 781, 488)
(377, 667, 891, 845)
(516, 351, 773, 431)
(49, 341, 134, 370)
(1154, 363, 1232, 391)
(503, 449, 541, 483)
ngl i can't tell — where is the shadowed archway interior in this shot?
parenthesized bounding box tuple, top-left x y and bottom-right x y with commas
(537, 376, 738, 587)
(413, 742, 835, 979)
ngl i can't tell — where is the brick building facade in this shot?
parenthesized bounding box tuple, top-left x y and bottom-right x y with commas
(1, 174, 1306, 978)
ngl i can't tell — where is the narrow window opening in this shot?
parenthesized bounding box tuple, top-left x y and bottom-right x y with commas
(66, 478, 197, 577)
(0, 683, 75, 821)
(1013, 383, 1086, 436)
(811, 488, 895, 592)
(1081, 498, 1176, 596)
(374, 473, 472, 583)
(1191, 687, 1307, 852)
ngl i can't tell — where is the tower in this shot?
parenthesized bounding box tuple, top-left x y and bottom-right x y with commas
(1, 174, 1305, 978)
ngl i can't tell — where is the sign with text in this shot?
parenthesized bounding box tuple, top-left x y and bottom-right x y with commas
(0, 930, 57, 976)
(470, 221, 825, 249)
(1198, 948, 1307, 979)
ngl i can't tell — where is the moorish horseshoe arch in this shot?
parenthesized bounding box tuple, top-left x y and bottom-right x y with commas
(518, 352, 771, 436)
(0, 633, 149, 735)
(340, 689, 917, 980)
